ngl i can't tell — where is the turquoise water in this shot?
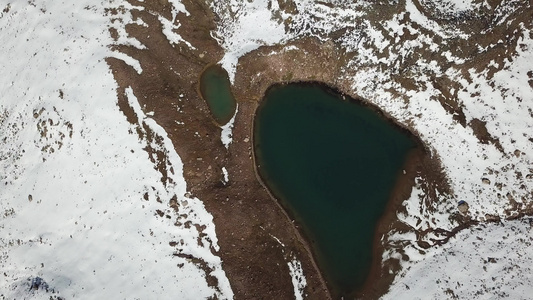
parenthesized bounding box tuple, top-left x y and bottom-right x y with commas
(199, 64, 237, 125)
(254, 83, 415, 297)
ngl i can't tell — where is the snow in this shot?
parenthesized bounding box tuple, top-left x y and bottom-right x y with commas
(421, 0, 477, 13)
(386, 36, 533, 286)
(383, 219, 533, 299)
(220, 105, 238, 149)
(154, 0, 194, 49)
(168, 0, 189, 19)
(158, 15, 195, 49)
(211, 0, 289, 81)
(108, 51, 143, 74)
(288, 258, 307, 300)
(109, 4, 147, 50)
(0, 1, 232, 299)
(222, 167, 229, 184)
(269, 233, 285, 248)
(404, 0, 466, 39)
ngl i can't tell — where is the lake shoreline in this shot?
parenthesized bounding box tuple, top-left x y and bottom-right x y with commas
(198, 64, 237, 126)
(250, 98, 333, 299)
(357, 146, 425, 299)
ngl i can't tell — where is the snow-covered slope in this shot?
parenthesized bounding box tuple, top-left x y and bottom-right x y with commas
(211, 0, 289, 82)
(0, 1, 232, 299)
(384, 218, 533, 299)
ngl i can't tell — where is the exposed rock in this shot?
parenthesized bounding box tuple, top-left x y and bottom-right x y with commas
(458, 201, 470, 215)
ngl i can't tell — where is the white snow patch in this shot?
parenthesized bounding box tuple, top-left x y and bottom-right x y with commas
(383, 219, 533, 300)
(158, 15, 195, 49)
(222, 167, 229, 184)
(108, 51, 143, 74)
(288, 258, 307, 300)
(420, 0, 482, 16)
(404, 0, 469, 39)
(268, 233, 285, 247)
(212, 0, 289, 81)
(168, 0, 190, 19)
(220, 105, 238, 149)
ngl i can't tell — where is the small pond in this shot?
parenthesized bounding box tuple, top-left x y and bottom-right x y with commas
(199, 64, 237, 125)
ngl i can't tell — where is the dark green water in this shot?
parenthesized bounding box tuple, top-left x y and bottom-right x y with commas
(199, 64, 237, 125)
(254, 83, 415, 297)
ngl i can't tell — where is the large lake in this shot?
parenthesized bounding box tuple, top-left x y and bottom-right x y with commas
(254, 83, 415, 297)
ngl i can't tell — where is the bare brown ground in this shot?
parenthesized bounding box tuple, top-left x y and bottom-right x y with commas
(106, 1, 451, 299)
